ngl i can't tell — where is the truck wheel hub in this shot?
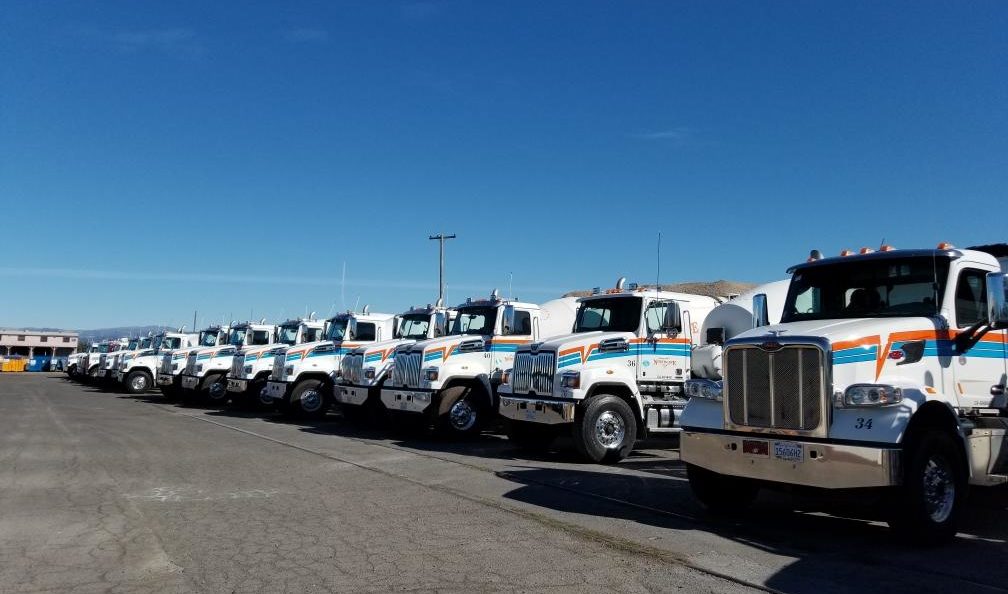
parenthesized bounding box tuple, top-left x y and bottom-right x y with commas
(595, 411, 625, 448)
(131, 375, 147, 391)
(923, 456, 955, 523)
(208, 381, 226, 400)
(449, 400, 477, 431)
(300, 389, 322, 412)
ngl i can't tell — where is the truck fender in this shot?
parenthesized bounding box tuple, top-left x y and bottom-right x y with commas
(584, 382, 645, 433)
(444, 375, 494, 410)
(901, 400, 971, 481)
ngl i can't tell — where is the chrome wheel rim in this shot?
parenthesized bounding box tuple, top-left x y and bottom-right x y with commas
(923, 455, 955, 523)
(258, 388, 273, 407)
(595, 411, 625, 449)
(300, 389, 322, 413)
(208, 380, 227, 400)
(131, 375, 147, 391)
(449, 400, 477, 431)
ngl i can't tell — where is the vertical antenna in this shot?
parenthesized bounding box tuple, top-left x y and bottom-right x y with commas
(341, 261, 346, 311)
(656, 232, 662, 295)
(429, 232, 456, 303)
(193, 310, 197, 333)
(509, 272, 513, 300)
(353, 296, 360, 313)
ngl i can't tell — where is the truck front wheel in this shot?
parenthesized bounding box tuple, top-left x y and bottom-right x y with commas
(125, 370, 152, 394)
(573, 395, 637, 463)
(887, 430, 966, 544)
(203, 373, 229, 406)
(291, 379, 329, 419)
(436, 385, 485, 438)
(686, 463, 759, 512)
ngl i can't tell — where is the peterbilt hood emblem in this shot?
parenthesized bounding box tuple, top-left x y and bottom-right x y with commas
(759, 341, 784, 352)
(530, 342, 543, 353)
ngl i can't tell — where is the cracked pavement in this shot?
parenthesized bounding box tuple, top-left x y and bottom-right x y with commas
(3, 374, 1008, 593)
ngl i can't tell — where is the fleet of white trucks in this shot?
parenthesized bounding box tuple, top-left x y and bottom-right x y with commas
(116, 330, 198, 394)
(178, 321, 278, 404)
(680, 243, 1008, 542)
(337, 302, 457, 422)
(379, 290, 579, 438)
(156, 325, 229, 398)
(497, 278, 722, 462)
(262, 308, 396, 418)
(225, 317, 326, 407)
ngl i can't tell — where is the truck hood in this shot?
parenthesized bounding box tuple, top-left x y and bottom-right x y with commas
(357, 338, 411, 364)
(192, 345, 238, 357)
(404, 334, 486, 357)
(239, 343, 287, 358)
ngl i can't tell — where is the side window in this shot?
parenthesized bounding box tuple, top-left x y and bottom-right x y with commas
(645, 301, 671, 334)
(955, 269, 988, 328)
(355, 323, 376, 341)
(509, 310, 532, 336)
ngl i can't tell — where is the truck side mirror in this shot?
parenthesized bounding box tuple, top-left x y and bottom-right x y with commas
(753, 293, 770, 328)
(347, 319, 357, 340)
(987, 273, 1008, 329)
(433, 312, 446, 337)
(502, 305, 515, 335)
(662, 303, 683, 335)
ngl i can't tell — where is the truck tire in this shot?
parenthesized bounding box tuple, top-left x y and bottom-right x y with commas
(202, 373, 229, 406)
(573, 395, 637, 463)
(887, 430, 966, 544)
(125, 370, 152, 394)
(291, 379, 329, 419)
(436, 385, 486, 438)
(507, 420, 558, 451)
(686, 463, 759, 513)
(67, 365, 77, 376)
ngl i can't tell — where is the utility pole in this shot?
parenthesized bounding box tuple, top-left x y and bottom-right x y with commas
(429, 233, 456, 303)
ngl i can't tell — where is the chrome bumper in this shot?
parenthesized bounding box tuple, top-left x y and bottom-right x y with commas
(681, 430, 902, 489)
(180, 375, 200, 390)
(227, 378, 248, 393)
(262, 381, 288, 401)
(338, 385, 370, 406)
(379, 388, 433, 413)
(499, 396, 576, 425)
(156, 373, 175, 386)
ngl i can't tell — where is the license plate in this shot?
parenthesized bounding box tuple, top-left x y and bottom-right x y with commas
(773, 441, 803, 463)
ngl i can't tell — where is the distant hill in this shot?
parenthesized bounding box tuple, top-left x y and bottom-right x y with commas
(563, 280, 758, 299)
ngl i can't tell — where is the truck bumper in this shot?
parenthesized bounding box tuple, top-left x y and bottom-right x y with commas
(180, 375, 200, 390)
(338, 384, 370, 406)
(380, 387, 433, 414)
(681, 429, 902, 489)
(156, 373, 175, 387)
(227, 378, 248, 393)
(499, 395, 576, 425)
(262, 381, 288, 401)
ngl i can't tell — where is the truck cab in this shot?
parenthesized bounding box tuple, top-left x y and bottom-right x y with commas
(337, 303, 457, 422)
(69, 344, 102, 378)
(379, 290, 579, 438)
(179, 322, 277, 404)
(156, 325, 229, 398)
(498, 278, 720, 462)
(117, 331, 197, 394)
(105, 336, 154, 384)
(261, 308, 396, 418)
(83, 340, 125, 381)
(225, 317, 327, 406)
(680, 243, 1008, 542)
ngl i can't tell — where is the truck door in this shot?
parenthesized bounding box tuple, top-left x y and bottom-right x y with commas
(952, 267, 1008, 408)
(640, 300, 686, 383)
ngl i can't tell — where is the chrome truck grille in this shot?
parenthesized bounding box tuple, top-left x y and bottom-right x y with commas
(392, 351, 421, 388)
(185, 352, 198, 374)
(272, 353, 286, 380)
(342, 353, 363, 384)
(99, 354, 108, 369)
(231, 354, 245, 378)
(511, 351, 557, 395)
(724, 344, 825, 432)
(160, 353, 172, 374)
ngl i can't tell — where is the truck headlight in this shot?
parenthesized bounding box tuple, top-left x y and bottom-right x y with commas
(172, 363, 178, 371)
(501, 368, 512, 385)
(364, 367, 376, 380)
(423, 367, 439, 382)
(685, 379, 722, 401)
(196, 364, 203, 372)
(244, 365, 253, 374)
(561, 371, 580, 389)
(285, 366, 294, 376)
(836, 384, 903, 407)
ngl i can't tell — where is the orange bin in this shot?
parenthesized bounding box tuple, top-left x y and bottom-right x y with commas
(1, 359, 27, 372)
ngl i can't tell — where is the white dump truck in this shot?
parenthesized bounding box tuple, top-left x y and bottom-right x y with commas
(380, 290, 578, 438)
(262, 308, 396, 418)
(680, 243, 1008, 542)
(156, 325, 229, 398)
(178, 321, 278, 404)
(68, 344, 101, 378)
(104, 336, 153, 384)
(82, 340, 126, 381)
(225, 317, 326, 406)
(116, 330, 198, 394)
(337, 302, 457, 422)
(497, 278, 721, 462)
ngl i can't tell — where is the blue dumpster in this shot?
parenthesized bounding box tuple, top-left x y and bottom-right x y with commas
(27, 357, 51, 372)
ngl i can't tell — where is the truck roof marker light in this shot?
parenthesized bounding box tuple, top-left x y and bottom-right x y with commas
(880, 245, 895, 252)
(937, 242, 955, 250)
(627, 282, 639, 291)
(840, 249, 854, 256)
(592, 287, 601, 295)
(860, 247, 874, 254)
(807, 249, 824, 262)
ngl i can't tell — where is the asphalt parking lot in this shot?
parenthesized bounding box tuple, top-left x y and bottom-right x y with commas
(3, 374, 1008, 593)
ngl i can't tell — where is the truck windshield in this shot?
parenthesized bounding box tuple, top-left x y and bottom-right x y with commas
(161, 336, 182, 350)
(450, 307, 497, 336)
(326, 320, 348, 341)
(398, 314, 431, 339)
(574, 296, 642, 333)
(783, 256, 951, 322)
(199, 331, 218, 346)
(150, 336, 163, 351)
(99, 344, 111, 353)
(228, 329, 247, 346)
(127, 340, 139, 350)
(301, 327, 322, 342)
(140, 337, 153, 349)
(278, 325, 299, 345)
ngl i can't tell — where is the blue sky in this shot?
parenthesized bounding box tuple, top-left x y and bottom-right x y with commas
(1, 1, 1005, 329)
